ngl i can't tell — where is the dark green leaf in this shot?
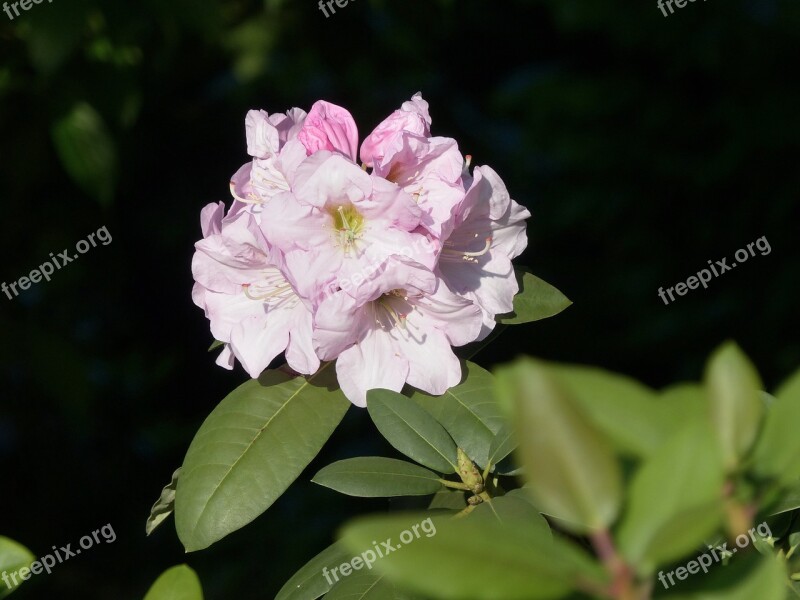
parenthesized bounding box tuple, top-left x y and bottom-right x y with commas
(410, 362, 504, 466)
(367, 390, 458, 473)
(497, 270, 572, 325)
(175, 364, 349, 552)
(325, 569, 420, 600)
(275, 542, 351, 600)
(487, 422, 517, 467)
(312, 457, 442, 498)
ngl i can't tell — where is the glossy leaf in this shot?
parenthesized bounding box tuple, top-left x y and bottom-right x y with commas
(143, 565, 203, 600)
(339, 513, 605, 600)
(367, 389, 458, 473)
(705, 342, 764, 472)
(753, 367, 800, 486)
(275, 542, 351, 600)
(498, 270, 572, 325)
(175, 365, 350, 552)
(312, 457, 442, 498)
(0, 537, 34, 598)
(495, 359, 622, 534)
(487, 422, 517, 466)
(410, 362, 503, 467)
(617, 419, 725, 573)
(325, 569, 420, 600)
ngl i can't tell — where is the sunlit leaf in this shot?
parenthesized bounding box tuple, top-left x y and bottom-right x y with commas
(497, 270, 572, 325)
(143, 565, 203, 600)
(495, 359, 622, 534)
(175, 365, 349, 552)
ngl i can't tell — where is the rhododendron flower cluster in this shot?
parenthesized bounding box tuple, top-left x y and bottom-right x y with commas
(192, 94, 530, 406)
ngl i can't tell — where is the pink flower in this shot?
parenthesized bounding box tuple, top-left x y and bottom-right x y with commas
(360, 93, 432, 168)
(260, 152, 437, 306)
(298, 100, 360, 162)
(192, 202, 319, 377)
(360, 93, 465, 238)
(313, 258, 483, 406)
(229, 108, 308, 221)
(437, 165, 531, 336)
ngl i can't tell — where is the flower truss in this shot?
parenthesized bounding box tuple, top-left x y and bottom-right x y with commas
(192, 94, 530, 406)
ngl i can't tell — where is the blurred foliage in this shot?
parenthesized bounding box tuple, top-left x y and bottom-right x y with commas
(0, 0, 798, 598)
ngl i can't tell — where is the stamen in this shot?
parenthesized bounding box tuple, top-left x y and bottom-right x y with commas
(441, 237, 493, 262)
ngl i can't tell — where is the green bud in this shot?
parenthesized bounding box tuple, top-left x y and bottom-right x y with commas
(457, 448, 484, 493)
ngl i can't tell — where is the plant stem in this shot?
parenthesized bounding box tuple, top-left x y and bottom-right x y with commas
(590, 529, 639, 600)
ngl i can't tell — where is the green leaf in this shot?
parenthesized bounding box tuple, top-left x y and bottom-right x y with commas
(325, 569, 420, 600)
(664, 554, 786, 600)
(472, 490, 551, 539)
(658, 383, 709, 433)
(770, 479, 800, 515)
(175, 364, 350, 552)
(146, 468, 180, 536)
(143, 565, 203, 600)
(275, 542, 351, 600)
(207, 340, 224, 352)
(428, 489, 467, 510)
(617, 419, 725, 574)
(487, 422, 517, 466)
(312, 457, 443, 498)
(410, 362, 504, 466)
(367, 390, 458, 473)
(705, 342, 764, 472)
(338, 513, 605, 600)
(498, 270, 572, 325)
(52, 102, 117, 207)
(753, 367, 800, 486)
(0, 537, 34, 598)
(546, 364, 666, 458)
(495, 359, 623, 534)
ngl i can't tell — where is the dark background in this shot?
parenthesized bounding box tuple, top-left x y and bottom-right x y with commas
(1, 0, 798, 597)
